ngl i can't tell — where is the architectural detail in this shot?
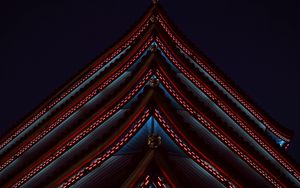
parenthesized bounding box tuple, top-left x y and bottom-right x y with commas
(147, 135, 161, 149)
(0, 2, 299, 188)
(149, 76, 159, 87)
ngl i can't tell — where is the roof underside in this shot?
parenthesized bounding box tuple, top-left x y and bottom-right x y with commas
(0, 3, 299, 188)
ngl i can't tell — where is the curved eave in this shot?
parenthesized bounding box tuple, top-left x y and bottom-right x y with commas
(152, 108, 239, 188)
(3, 59, 155, 188)
(155, 67, 289, 187)
(152, 30, 300, 182)
(0, 40, 155, 177)
(13, 84, 155, 187)
(0, 29, 154, 169)
(54, 105, 152, 187)
(55, 104, 232, 188)
(155, 5, 293, 141)
(1, 3, 299, 188)
(0, 4, 156, 151)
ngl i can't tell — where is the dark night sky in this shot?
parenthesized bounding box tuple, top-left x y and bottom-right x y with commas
(0, 0, 299, 162)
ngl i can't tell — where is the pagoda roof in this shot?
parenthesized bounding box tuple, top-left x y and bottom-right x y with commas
(0, 2, 299, 188)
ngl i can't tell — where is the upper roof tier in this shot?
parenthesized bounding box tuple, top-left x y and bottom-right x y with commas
(0, 2, 299, 188)
(0, 3, 292, 149)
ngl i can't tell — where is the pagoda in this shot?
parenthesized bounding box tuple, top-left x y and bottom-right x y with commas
(0, 2, 299, 188)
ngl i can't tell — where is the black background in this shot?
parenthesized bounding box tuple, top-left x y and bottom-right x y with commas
(0, 0, 299, 162)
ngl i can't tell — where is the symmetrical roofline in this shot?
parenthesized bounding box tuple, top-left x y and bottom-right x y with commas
(0, 4, 292, 154)
(0, 3, 289, 153)
(4, 50, 298, 187)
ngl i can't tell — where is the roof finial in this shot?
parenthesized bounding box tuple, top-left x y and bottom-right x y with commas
(152, 0, 159, 5)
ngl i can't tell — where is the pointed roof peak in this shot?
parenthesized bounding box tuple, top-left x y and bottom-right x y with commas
(152, 0, 159, 5)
